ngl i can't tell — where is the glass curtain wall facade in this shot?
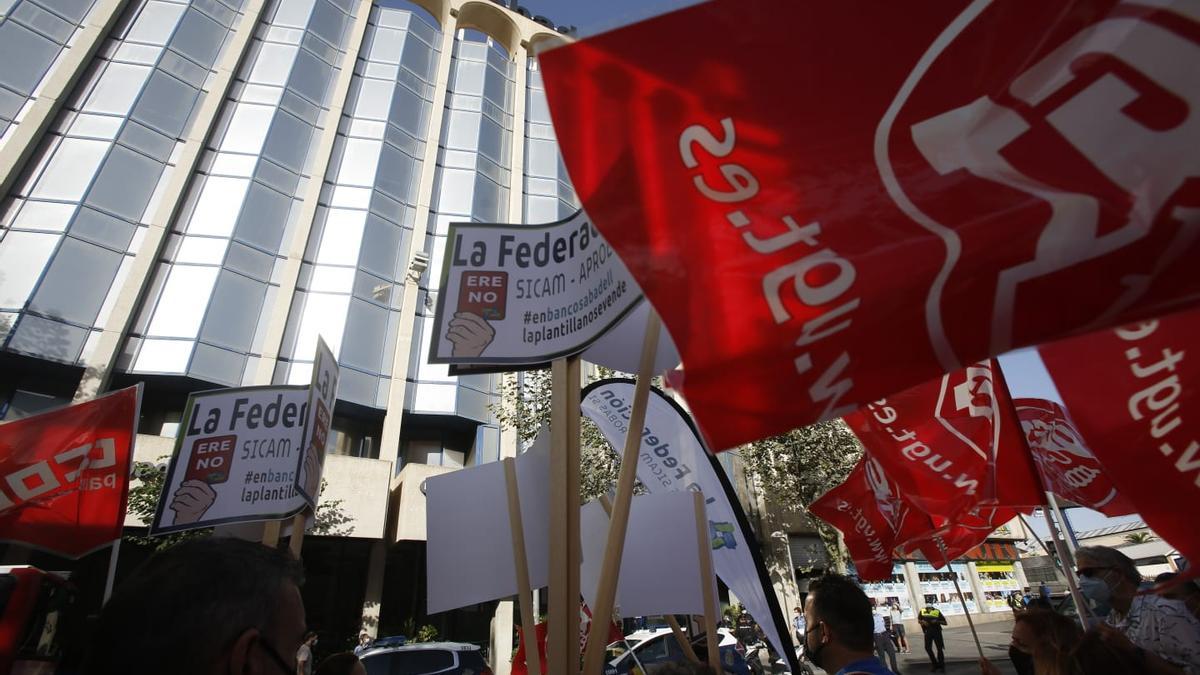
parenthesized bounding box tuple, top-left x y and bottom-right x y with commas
(125, 0, 357, 384)
(0, 0, 247, 363)
(0, 0, 572, 651)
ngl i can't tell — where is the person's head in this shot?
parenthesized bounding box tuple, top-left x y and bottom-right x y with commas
(358, 631, 371, 645)
(793, 606, 801, 614)
(1075, 545, 1141, 613)
(1010, 609, 1082, 674)
(803, 573, 874, 673)
(86, 537, 306, 675)
(304, 631, 319, 647)
(315, 652, 365, 675)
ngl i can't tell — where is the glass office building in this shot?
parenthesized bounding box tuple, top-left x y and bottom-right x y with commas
(0, 0, 573, 666)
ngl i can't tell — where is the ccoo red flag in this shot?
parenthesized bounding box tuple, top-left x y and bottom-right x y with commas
(1037, 309, 1200, 577)
(0, 387, 139, 558)
(844, 360, 1043, 523)
(540, 0, 1200, 451)
(1013, 398, 1136, 517)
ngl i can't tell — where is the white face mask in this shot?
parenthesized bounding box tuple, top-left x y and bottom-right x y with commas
(1078, 573, 1113, 616)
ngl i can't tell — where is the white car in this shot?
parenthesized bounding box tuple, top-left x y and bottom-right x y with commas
(607, 627, 750, 675)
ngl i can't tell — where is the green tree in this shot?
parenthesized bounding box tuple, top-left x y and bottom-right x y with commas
(490, 369, 624, 503)
(1123, 531, 1154, 545)
(739, 420, 864, 568)
(125, 457, 354, 551)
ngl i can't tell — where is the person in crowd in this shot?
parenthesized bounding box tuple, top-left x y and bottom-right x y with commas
(297, 631, 319, 675)
(979, 608, 1081, 675)
(84, 537, 307, 675)
(1008, 591, 1025, 616)
(1076, 545, 1200, 673)
(315, 652, 366, 675)
(1156, 572, 1200, 622)
(353, 632, 373, 657)
(917, 604, 947, 672)
(793, 606, 807, 644)
(888, 602, 909, 653)
(803, 573, 896, 674)
(1068, 624, 1191, 675)
(872, 604, 900, 673)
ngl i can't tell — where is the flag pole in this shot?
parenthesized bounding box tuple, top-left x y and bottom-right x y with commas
(505, 458, 543, 675)
(547, 354, 582, 675)
(1045, 492, 1079, 553)
(599, 494, 699, 664)
(102, 537, 121, 604)
(581, 311, 661, 675)
(935, 540, 985, 661)
(692, 491, 721, 672)
(1041, 506, 1091, 628)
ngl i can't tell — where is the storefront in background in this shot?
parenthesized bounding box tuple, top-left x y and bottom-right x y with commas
(860, 563, 915, 620)
(976, 562, 1023, 611)
(914, 561, 977, 615)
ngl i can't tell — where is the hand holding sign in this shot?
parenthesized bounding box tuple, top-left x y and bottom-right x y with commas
(447, 312, 495, 358)
(169, 480, 217, 525)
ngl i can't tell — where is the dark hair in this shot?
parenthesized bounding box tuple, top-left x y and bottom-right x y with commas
(807, 573, 874, 652)
(1014, 609, 1081, 675)
(315, 652, 362, 675)
(85, 537, 305, 675)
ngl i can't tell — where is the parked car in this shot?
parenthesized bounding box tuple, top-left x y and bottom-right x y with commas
(360, 641, 492, 675)
(607, 627, 752, 675)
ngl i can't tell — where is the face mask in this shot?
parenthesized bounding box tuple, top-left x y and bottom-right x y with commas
(1078, 575, 1112, 617)
(1008, 644, 1035, 675)
(805, 624, 827, 670)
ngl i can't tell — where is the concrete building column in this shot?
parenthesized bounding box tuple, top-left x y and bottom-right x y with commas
(74, 0, 270, 401)
(379, 3, 457, 472)
(491, 599, 514, 675)
(904, 562, 925, 611)
(361, 540, 386, 637)
(1013, 560, 1030, 591)
(965, 562, 988, 614)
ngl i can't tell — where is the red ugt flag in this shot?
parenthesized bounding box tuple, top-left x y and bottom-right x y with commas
(540, 0, 1200, 450)
(1038, 309, 1200, 575)
(0, 387, 139, 558)
(1013, 398, 1135, 517)
(809, 456, 930, 581)
(844, 360, 1043, 523)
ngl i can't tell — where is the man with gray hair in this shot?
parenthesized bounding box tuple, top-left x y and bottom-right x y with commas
(1075, 545, 1200, 674)
(85, 537, 309, 675)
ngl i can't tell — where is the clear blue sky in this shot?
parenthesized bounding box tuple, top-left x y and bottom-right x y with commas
(517, 0, 704, 37)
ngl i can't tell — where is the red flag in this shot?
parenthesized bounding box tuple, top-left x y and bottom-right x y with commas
(844, 360, 1042, 522)
(900, 507, 1022, 569)
(1037, 309, 1200, 576)
(0, 387, 139, 558)
(1013, 398, 1136, 517)
(809, 456, 930, 581)
(541, 1, 1200, 451)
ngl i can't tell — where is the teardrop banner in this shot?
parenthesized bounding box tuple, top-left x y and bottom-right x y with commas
(580, 379, 799, 673)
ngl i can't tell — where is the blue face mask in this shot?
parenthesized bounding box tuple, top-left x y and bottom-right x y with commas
(1078, 575, 1112, 617)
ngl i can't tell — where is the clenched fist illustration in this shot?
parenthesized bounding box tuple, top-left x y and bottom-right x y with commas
(170, 480, 217, 525)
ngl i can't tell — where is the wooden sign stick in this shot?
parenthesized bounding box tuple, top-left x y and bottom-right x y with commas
(505, 458, 543, 675)
(581, 311, 661, 675)
(597, 494, 699, 665)
(693, 491, 721, 672)
(547, 355, 582, 675)
(262, 520, 282, 547)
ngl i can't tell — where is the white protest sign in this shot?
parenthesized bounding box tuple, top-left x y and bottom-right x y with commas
(582, 301, 680, 375)
(150, 385, 308, 534)
(580, 493, 706, 617)
(580, 380, 796, 667)
(426, 430, 550, 614)
(428, 210, 641, 366)
(295, 335, 339, 507)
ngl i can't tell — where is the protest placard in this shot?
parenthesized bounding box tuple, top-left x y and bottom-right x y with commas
(295, 336, 339, 507)
(150, 385, 308, 534)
